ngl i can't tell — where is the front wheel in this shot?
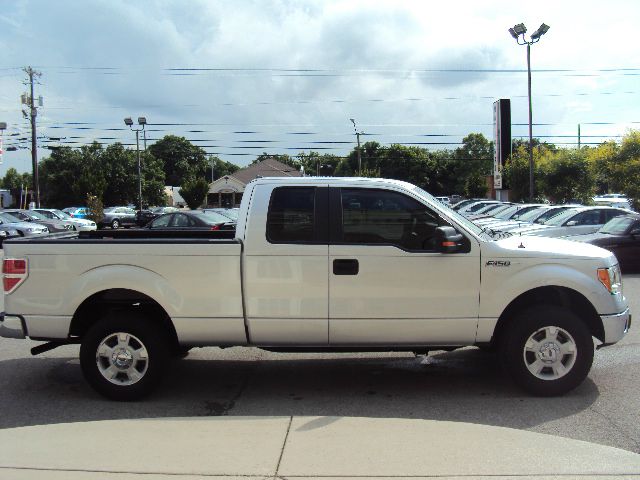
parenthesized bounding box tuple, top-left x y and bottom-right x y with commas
(80, 312, 170, 401)
(500, 305, 594, 396)
(111, 219, 120, 229)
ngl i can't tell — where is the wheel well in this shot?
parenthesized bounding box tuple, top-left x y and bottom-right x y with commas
(69, 289, 179, 348)
(492, 286, 604, 345)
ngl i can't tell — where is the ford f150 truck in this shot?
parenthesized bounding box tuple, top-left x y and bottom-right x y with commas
(0, 177, 631, 400)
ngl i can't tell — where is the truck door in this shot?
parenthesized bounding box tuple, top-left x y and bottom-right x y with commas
(242, 185, 329, 345)
(328, 187, 480, 346)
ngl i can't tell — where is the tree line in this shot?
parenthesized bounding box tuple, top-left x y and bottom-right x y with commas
(1, 130, 639, 209)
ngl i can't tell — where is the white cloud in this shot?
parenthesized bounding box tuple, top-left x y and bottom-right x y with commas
(0, 0, 638, 174)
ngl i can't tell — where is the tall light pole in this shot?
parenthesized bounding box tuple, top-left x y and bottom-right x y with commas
(124, 116, 147, 211)
(350, 118, 364, 175)
(509, 22, 550, 201)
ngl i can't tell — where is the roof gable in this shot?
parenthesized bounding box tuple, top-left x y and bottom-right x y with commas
(231, 158, 302, 185)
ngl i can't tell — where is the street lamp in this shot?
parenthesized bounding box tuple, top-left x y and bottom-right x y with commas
(350, 118, 364, 175)
(508, 22, 550, 201)
(124, 116, 146, 211)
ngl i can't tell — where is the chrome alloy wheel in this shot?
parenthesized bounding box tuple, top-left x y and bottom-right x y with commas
(96, 332, 149, 386)
(523, 326, 577, 380)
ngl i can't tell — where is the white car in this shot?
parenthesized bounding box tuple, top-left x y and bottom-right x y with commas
(514, 206, 629, 237)
(34, 208, 97, 231)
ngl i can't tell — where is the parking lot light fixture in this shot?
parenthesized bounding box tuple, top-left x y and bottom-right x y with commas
(508, 22, 550, 202)
(124, 116, 147, 211)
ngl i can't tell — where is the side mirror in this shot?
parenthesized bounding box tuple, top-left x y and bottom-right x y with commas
(629, 228, 640, 236)
(566, 220, 578, 226)
(435, 226, 463, 253)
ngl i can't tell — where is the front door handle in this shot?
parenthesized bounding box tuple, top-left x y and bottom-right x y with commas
(333, 259, 359, 275)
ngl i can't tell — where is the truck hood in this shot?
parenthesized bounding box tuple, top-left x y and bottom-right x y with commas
(489, 234, 614, 261)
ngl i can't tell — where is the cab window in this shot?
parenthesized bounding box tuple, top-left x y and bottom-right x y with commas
(267, 187, 315, 243)
(339, 188, 444, 251)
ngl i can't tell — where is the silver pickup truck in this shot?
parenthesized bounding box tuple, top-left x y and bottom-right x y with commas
(0, 177, 631, 400)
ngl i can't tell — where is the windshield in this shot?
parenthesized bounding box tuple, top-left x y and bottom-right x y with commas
(492, 205, 520, 220)
(600, 216, 637, 234)
(511, 206, 544, 220)
(193, 211, 233, 224)
(25, 210, 49, 220)
(1, 212, 23, 223)
(542, 208, 583, 226)
(51, 209, 72, 219)
(517, 207, 550, 222)
(412, 186, 483, 236)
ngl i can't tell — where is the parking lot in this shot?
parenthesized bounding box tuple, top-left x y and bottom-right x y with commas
(1, 275, 638, 454)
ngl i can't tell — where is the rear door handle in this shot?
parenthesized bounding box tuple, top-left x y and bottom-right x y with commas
(333, 259, 359, 275)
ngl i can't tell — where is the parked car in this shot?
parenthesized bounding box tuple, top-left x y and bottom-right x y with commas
(2, 209, 75, 233)
(567, 214, 640, 272)
(458, 200, 502, 215)
(0, 212, 49, 236)
(203, 207, 240, 222)
(34, 208, 97, 231)
(145, 210, 236, 230)
(99, 207, 138, 229)
(593, 194, 633, 210)
(135, 206, 180, 226)
(0, 224, 20, 242)
(514, 206, 629, 237)
(514, 205, 582, 225)
(62, 207, 90, 219)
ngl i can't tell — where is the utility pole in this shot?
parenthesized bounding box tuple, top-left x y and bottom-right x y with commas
(350, 118, 363, 175)
(22, 67, 42, 207)
(578, 124, 581, 149)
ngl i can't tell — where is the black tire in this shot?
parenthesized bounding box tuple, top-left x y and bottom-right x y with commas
(111, 219, 120, 229)
(175, 346, 193, 359)
(500, 305, 594, 396)
(80, 311, 170, 401)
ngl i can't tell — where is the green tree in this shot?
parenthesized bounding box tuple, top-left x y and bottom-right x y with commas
(179, 177, 210, 209)
(1, 167, 32, 191)
(149, 135, 209, 185)
(295, 152, 341, 176)
(86, 194, 104, 223)
(540, 149, 595, 203)
(39, 142, 166, 208)
(614, 130, 640, 209)
(210, 156, 240, 180)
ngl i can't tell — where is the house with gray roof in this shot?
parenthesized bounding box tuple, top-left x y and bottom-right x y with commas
(208, 158, 302, 207)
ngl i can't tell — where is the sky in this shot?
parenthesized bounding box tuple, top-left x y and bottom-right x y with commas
(0, 0, 638, 176)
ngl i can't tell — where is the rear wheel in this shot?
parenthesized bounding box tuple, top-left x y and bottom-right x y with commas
(111, 219, 120, 229)
(80, 311, 170, 401)
(500, 305, 594, 396)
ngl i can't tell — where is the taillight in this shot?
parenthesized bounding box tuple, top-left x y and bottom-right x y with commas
(210, 225, 221, 231)
(3, 258, 28, 293)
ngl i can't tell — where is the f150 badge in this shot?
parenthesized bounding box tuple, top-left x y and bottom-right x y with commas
(486, 260, 511, 267)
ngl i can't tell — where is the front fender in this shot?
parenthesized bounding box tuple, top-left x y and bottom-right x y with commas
(480, 262, 615, 319)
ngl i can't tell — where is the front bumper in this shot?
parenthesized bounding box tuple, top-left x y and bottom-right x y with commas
(0, 313, 26, 339)
(600, 308, 631, 346)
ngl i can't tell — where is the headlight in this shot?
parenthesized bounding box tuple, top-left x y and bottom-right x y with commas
(598, 265, 623, 295)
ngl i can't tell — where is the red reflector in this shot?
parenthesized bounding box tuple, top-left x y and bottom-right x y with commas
(3, 277, 21, 292)
(3, 259, 27, 275)
(210, 224, 221, 231)
(442, 241, 456, 247)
